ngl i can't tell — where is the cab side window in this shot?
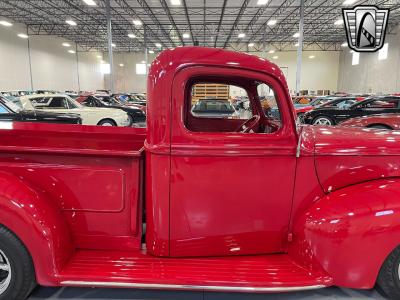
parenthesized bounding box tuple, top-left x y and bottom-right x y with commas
(185, 80, 281, 134)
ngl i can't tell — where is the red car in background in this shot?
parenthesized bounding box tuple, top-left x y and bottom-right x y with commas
(340, 113, 400, 130)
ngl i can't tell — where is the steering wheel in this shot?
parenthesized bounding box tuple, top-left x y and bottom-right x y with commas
(236, 115, 261, 133)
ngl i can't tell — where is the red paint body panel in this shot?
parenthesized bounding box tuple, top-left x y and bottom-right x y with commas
(340, 113, 400, 129)
(0, 47, 399, 292)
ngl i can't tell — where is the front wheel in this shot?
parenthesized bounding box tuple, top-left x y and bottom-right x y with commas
(97, 119, 117, 126)
(377, 247, 400, 299)
(0, 225, 36, 300)
(312, 116, 334, 126)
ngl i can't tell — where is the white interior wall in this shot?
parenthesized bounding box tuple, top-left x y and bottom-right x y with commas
(0, 21, 104, 92)
(338, 26, 400, 94)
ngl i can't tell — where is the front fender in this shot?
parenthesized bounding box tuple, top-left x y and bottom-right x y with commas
(0, 171, 73, 286)
(289, 178, 400, 289)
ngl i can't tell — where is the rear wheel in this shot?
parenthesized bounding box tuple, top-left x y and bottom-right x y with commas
(97, 119, 117, 126)
(0, 225, 36, 300)
(312, 116, 334, 125)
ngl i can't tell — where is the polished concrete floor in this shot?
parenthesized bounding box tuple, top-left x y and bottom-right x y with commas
(28, 286, 389, 300)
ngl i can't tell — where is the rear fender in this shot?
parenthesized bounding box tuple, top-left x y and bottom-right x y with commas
(289, 178, 400, 288)
(0, 171, 73, 286)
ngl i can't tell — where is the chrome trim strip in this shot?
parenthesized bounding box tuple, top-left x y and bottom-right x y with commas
(60, 281, 327, 292)
(296, 130, 303, 158)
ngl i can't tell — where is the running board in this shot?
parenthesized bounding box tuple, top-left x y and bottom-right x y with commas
(58, 250, 333, 293)
(60, 280, 327, 293)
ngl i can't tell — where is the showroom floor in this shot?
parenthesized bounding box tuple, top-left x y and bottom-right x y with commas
(28, 286, 388, 300)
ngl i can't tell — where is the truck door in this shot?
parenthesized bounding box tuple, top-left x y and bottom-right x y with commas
(169, 66, 297, 257)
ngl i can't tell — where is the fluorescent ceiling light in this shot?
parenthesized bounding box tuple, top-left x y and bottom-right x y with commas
(96, 55, 102, 58)
(149, 50, 154, 54)
(68, 50, 76, 54)
(238, 33, 246, 38)
(170, 0, 181, 5)
(268, 49, 275, 54)
(257, 0, 268, 5)
(309, 55, 315, 59)
(341, 42, 348, 47)
(343, 0, 357, 5)
(155, 43, 162, 48)
(267, 19, 277, 26)
(17, 33, 28, 39)
(111, 43, 116, 47)
(378, 43, 389, 60)
(128, 33, 136, 38)
(66, 20, 77, 26)
(183, 33, 190, 39)
(352, 52, 359, 65)
(334, 19, 344, 25)
(248, 43, 255, 47)
(119, 63, 124, 67)
(82, 0, 96, 5)
(295, 42, 299, 47)
(62, 42, 71, 47)
(133, 19, 142, 26)
(0, 20, 12, 27)
(141, 60, 146, 63)
(293, 32, 300, 38)
(272, 56, 278, 59)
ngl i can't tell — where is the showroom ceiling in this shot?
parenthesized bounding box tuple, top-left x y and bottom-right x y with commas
(0, 0, 399, 52)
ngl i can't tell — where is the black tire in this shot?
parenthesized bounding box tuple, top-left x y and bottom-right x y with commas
(377, 246, 400, 299)
(368, 124, 392, 130)
(0, 225, 36, 300)
(97, 119, 117, 126)
(312, 115, 335, 126)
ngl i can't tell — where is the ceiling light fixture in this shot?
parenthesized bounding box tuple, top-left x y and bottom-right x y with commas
(309, 55, 315, 59)
(238, 33, 246, 38)
(293, 32, 300, 38)
(341, 42, 348, 47)
(128, 33, 136, 38)
(267, 19, 277, 26)
(272, 56, 278, 59)
(170, 0, 181, 5)
(343, 0, 357, 5)
(119, 63, 124, 67)
(149, 50, 154, 54)
(0, 20, 12, 27)
(268, 49, 275, 54)
(133, 19, 142, 26)
(248, 43, 255, 47)
(66, 20, 77, 26)
(295, 42, 299, 47)
(183, 33, 190, 39)
(62, 42, 71, 47)
(257, 0, 268, 5)
(111, 43, 116, 47)
(68, 50, 76, 54)
(17, 33, 29, 39)
(155, 43, 162, 48)
(82, 0, 97, 5)
(334, 19, 344, 25)
(97, 55, 102, 58)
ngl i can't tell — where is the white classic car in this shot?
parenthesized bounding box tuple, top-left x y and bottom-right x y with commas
(20, 94, 131, 126)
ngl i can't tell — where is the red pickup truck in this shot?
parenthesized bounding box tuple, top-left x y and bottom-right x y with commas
(1, 47, 400, 300)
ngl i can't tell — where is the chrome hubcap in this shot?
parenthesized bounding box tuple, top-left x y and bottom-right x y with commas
(0, 250, 11, 294)
(101, 123, 113, 126)
(313, 117, 332, 125)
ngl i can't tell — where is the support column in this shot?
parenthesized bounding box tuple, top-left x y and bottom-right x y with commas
(75, 43, 81, 92)
(26, 25, 34, 91)
(144, 25, 149, 74)
(295, 0, 305, 95)
(106, 0, 114, 93)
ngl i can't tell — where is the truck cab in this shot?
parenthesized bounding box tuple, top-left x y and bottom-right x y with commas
(1, 47, 400, 300)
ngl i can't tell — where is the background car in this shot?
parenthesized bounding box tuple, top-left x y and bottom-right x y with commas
(303, 96, 400, 125)
(77, 95, 146, 127)
(339, 113, 400, 130)
(191, 99, 238, 118)
(21, 94, 131, 126)
(0, 96, 81, 125)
